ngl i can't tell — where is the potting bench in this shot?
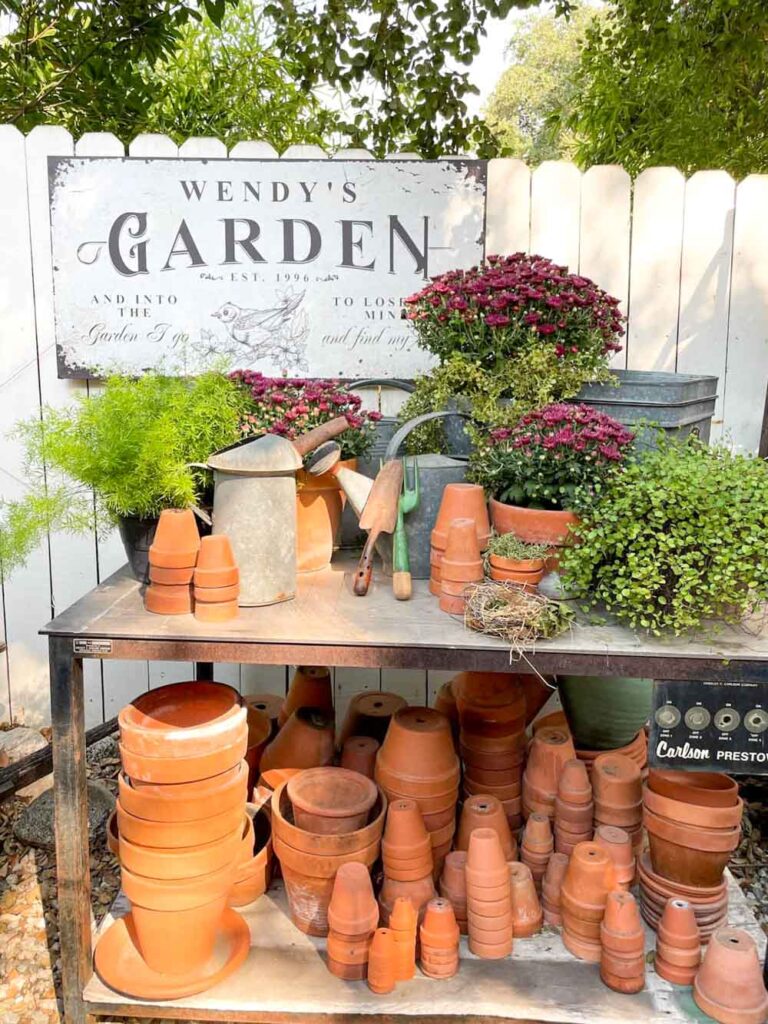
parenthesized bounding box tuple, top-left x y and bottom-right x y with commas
(42, 557, 768, 1024)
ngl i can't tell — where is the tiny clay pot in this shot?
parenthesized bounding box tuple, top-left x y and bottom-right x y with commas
(420, 898, 460, 951)
(456, 794, 515, 860)
(287, 767, 377, 835)
(367, 928, 398, 994)
(654, 898, 701, 985)
(327, 861, 379, 938)
(378, 874, 436, 925)
(466, 827, 510, 878)
(509, 862, 543, 937)
(431, 484, 491, 551)
(259, 707, 335, 773)
(600, 891, 644, 954)
(557, 759, 592, 806)
(594, 825, 635, 888)
(694, 928, 768, 1024)
(560, 842, 617, 916)
(648, 769, 739, 809)
(338, 691, 408, 747)
(382, 798, 432, 854)
(390, 896, 418, 982)
(279, 666, 334, 727)
(148, 508, 201, 568)
(193, 534, 239, 589)
(340, 736, 379, 779)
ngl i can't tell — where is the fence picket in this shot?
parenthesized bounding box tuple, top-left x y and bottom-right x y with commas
(229, 141, 279, 158)
(530, 161, 581, 270)
(485, 158, 530, 256)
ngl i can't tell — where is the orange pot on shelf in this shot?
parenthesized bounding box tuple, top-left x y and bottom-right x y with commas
(488, 554, 545, 587)
(279, 666, 334, 727)
(295, 460, 355, 573)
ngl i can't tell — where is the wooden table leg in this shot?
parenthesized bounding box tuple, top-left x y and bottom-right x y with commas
(50, 636, 91, 1024)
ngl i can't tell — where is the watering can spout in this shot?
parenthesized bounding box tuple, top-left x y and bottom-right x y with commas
(307, 442, 374, 519)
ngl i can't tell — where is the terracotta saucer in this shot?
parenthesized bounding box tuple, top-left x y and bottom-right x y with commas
(94, 908, 249, 999)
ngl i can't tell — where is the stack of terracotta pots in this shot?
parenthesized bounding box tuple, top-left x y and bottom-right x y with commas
(554, 759, 593, 855)
(375, 707, 460, 875)
(229, 803, 273, 907)
(145, 509, 201, 615)
(439, 851, 468, 934)
(575, 729, 648, 775)
(339, 692, 408, 747)
(653, 898, 701, 985)
(454, 672, 527, 829)
(326, 862, 380, 981)
(592, 753, 643, 858)
(541, 852, 569, 926)
(260, 707, 335, 772)
(456, 794, 516, 861)
(638, 853, 728, 941)
(420, 897, 460, 979)
(96, 682, 250, 996)
(429, 483, 490, 598)
(438, 518, 484, 615)
(341, 736, 379, 778)
(193, 535, 240, 622)
(379, 798, 436, 922)
(599, 891, 645, 994)
(367, 928, 398, 994)
(390, 896, 418, 981)
(271, 774, 386, 935)
(694, 928, 768, 1024)
(279, 666, 334, 727)
(509, 862, 543, 938)
(560, 842, 617, 962)
(466, 827, 514, 959)
(523, 726, 576, 820)
(594, 825, 635, 890)
(520, 813, 554, 891)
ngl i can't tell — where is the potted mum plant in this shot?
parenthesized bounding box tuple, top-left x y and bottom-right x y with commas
(399, 252, 625, 451)
(471, 403, 635, 555)
(231, 372, 380, 571)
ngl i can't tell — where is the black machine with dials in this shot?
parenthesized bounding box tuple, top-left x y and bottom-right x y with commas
(648, 679, 768, 774)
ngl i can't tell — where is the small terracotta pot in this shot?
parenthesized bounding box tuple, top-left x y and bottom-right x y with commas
(523, 727, 577, 812)
(541, 852, 568, 925)
(295, 464, 350, 573)
(509, 862, 543, 937)
(260, 707, 335, 773)
(562, 928, 602, 963)
(118, 760, 248, 822)
(194, 599, 239, 622)
(193, 582, 240, 603)
(466, 826, 509, 878)
(649, 769, 739, 809)
(367, 928, 398, 994)
(644, 784, 743, 830)
(390, 896, 418, 981)
(339, 691, 408, 747)
(194, 534, 239, 589)
(420, 897, 460, 954)
(557, 759, 592, 806)
(441, 517, 483, 566)
(592, 752, 642, 809)
(594, 826, 635, 888)
(431, 484, 491, 551)
(377, 706, 459, 785)
(694, 928, 768, 1024)
(383, 799, 432, 854)
(341, 736, 379, 778)
(119, 730, 247, 785)
(655, 898, 701, 984)
(243, 694, 282, 741)
(488, 499, 578, 548)
(149, 564, 195, 585)
(456, 794, 515, 860)
(148, 508, 201, 569)
(287, 767, 377, 835)
(560, 842, 616, 917)
(131, 894, 229, 975)
(439, 578, 475, 598)
(279, 666, 334, 727)
(489, 554, 545, 587)
(601, 891, 644, 950)
(144, 584, 193, 615)
(453, 671, 527, 710)
(326, 933, 372, 966)
(327, 861, 379, 937)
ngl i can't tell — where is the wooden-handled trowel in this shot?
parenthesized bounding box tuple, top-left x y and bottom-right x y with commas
(353, 459, 404, 596)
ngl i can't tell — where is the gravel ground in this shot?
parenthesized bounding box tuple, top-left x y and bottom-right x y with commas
(0, 734, 766, 1023)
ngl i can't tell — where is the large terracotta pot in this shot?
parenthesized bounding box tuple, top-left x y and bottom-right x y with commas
(648, 769, 739, 808)
(116, 800, 243, 848)
(694, 928, 768, 1024)
(643, 806, 740, 887)
(295, 460, 355, 573)
(489, 499, 578, 547)
(119, 729, 247, 785)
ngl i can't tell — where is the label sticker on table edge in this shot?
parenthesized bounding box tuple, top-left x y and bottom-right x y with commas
(73, 639, 112, 655)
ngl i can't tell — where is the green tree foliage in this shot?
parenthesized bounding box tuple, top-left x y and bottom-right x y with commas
(559, 0, 768, 177)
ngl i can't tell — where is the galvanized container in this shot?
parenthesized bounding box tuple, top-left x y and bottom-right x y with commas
(208, 434, 302, 606)
(574, 370, 719, 446)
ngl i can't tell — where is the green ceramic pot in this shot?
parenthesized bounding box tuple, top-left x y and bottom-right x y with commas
(557, 676, 653, 751)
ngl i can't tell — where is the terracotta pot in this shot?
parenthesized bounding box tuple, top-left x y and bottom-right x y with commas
(119, 730, 247, 785)
(431, 484, 491, 551)
(694, 928, 768, 1024)
(456, 794, 515, 860)
(279, 666, 333, 727)
(489, 554, 545, 586)
(193, 581, 240, 603)
(643, 784, 743, 830)
(594, 826, 634, 888)
(243, 694, 282, 741)
(390, 896, 418, 981)
(439, 578, 475, 598)
(460, 742, 525, 771)
(377, 706, 459, 787)
(439, 851, 467, 919)
(439, 591, 467, 615)
(117, 761, 247, 822)
(260, 707, 335, 773)
(576, 730, 648, 775)
(244, 706, 271, 796)
(193, 534, 238, 588)
(655, 898, 701, 984)
(601, 891, 644, 950)
(341, 736, 379, 778)
(229, 804, 272, 907)
(367, 928, 398, 994)
(379, 874, 436, 923)
(118, 824, 241, 880)
(592, 753, 642, 809)
(453, 671, 528, 712)
(287, 767, 377, 835)
(522, 813, 554, 852)
(148, 508, 201, 569)
(339, 691, 408, 747)
(441, 517, 483, 569)
(560, 842, 616, 919)
(270, 781, 386, 858)
(562, 928, 602, 963)
(327, 932, 372, 966)
(557, 759, 592, 805)
(508, 862, 543, 937)
(489, 499, 578, 547)
(464, 763, 523, 787)
(523, 727, 577, 814)
(194, 599, 239, 622)
(327, 862, 379, 937)
(649, 769, 739, 809)
(295, 463, 351, 573)
(432, 682, 459, 734)
(420, 897, 460, 953)
(541, 852, 568, 925)
(149, 564, 195, 585)
(638, 851, 727, 902)
(644, 809, 738, 887)
(327, 956, 367, 981)
(116, 800, 243, 849)
(383, 799, 432, 860)
(144, 584, 193, 615)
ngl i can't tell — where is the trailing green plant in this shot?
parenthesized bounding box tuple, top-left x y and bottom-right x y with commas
(485, 533, 549, 562)
(16, 373, 248, 523)
(0, 488, 91, 582)
(470, 403, 635, 511)
(559, 438, 768, 635)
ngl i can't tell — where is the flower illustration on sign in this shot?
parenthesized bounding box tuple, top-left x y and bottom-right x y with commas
(206, 290, 309, 372)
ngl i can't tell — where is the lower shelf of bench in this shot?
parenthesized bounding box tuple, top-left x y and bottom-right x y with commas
(83, 875, 764, 1024)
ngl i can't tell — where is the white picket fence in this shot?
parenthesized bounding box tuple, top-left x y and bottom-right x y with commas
(1, 124, 767, 729)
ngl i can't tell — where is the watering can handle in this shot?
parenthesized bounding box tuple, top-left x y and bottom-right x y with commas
(293, 416, 351, 458)
(384, 410, 471, 460)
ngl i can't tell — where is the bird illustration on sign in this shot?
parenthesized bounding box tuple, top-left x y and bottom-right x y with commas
(200, 289, 309, 372)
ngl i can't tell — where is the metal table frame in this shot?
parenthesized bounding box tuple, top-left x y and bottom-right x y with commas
(42, 564, 768, 1023)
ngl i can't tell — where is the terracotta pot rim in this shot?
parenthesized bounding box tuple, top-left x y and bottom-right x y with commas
(118, 825, 242, 880)
(287, 767, 378, 822)
(649, 769, 738, 808)
(118, 761, 247, 821)
(643, 785, 743, 828)
(644, 807, 740, 851)
(121, 861, 235, 910)
(119, 681, 243, 750)
(271, 781, 386, 855)
(274, 833, 380, 877)
(119, 733, 247, 784)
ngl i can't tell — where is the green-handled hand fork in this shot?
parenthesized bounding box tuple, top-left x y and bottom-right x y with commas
(392, 457, 419, 600)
